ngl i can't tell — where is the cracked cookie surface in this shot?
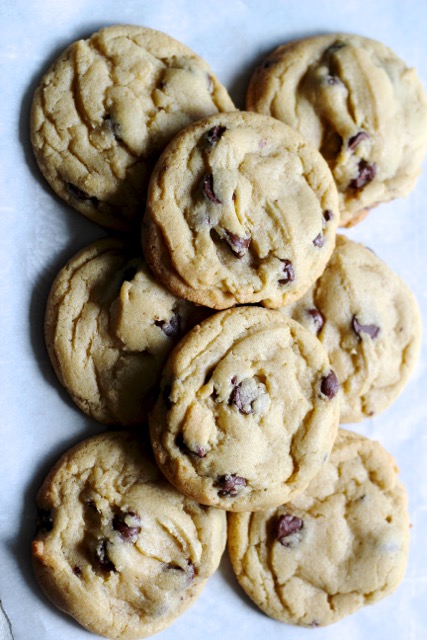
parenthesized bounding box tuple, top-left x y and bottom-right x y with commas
(31, 25, 234, 231)
(280, 235, 421, 422)
(228, 428, 410, 627)
(32, 431, 226, 640)
(143, 110, 339, 309)
(247, 33, 427, 226)
(149, 306, 340, 512)
(45, 238, 207, 427)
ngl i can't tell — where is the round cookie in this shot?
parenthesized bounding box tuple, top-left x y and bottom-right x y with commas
(32, 431, 226, 640)
(149, 306, 340, 512)
(228, 428, 410, 627)
(45, 238, 208, 426)
(247, 33, 427, 227)
(142, 110, 340, 309)
(280, 234, 421, 422)
(31, 25, 235, 232)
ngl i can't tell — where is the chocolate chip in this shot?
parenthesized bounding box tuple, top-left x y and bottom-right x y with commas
(351, 315, 380, 339)
(112, 511, 141, 542)
(94, 540, 116, 572)
(307, 308, 324, 333)
(36, 509, 53, 533)
(278, 259, 295, 285)
(349, 159, 377, 190)
(323, 209, 334, 222)
(202, 174, 222, 204)
(217, 474, 247, 497)
(206, 125, 226, 146)
(229, 383, 252, 415)
(313, 233, 325, 248)
(348, 131, 370, 151)
(321, 371, 339, 399)
(175, 433, 206, 458)
(66, 182, 98, 204)
(165, 560, 195, 581)
(73, 565, 82, 576)
(224, 231, 251, 258)
(154, 311, 181, 337)
(104, 114, 122, 142)
(276, 514, 304, 546)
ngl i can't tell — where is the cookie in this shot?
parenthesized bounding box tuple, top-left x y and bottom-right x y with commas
(45, 238, 207, 426)
(228, 428, 410, 627)
(280, 234, 421, 422)
(31, 25, 234, 232)
(149, 306, 340, 512)
(247, 33, 427, 227)
(142, 110, 340, 309)
(32, 431, 226, 640)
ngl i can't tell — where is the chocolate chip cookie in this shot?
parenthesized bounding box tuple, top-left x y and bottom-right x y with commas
(31, 25, 234, 231)
(149, 306, 340, 512)
(143, 110, 339, 309)
(247, 34, 427, 226)
(45, 238, 207, 426)
(280, 234, 421, 422)
(32, 431, 226, 640)
(228, 428, 410, 627)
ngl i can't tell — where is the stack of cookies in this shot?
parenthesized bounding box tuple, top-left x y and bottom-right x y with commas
(29, 25, 426, 639)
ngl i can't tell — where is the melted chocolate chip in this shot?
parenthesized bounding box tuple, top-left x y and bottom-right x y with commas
(349, 159, 377, 190)
(154, 312, 181, 337)
(36, 509, 53, 533)
(276, 514, 304, 546)
(323, 209, 334, 222)
(104, 114, 122, 142)
(307, 308, 324, 334)
(175, 434, 206, 458)
(321, 371, 340, 399)
(94, 540, 116, 572)
(348, 131, 370, 151)
(206, 125, 226, 146)
(351, 315, 380, 339)
(66, 182, 98, 204)
(217, 474, 247, 497)
(313, 233, 325, 248)
(224, 231, 251, 258)
(229, 383, 253, 415)
(112, 511, 141, 542)
(278, 259, 295, 285)
(202, 174, 221, 204)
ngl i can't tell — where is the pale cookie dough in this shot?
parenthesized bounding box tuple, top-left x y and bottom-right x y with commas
(143, 110, 339, 309)
(31, 25, 234, 231)
(280, 234, 421, 422)
(32, 431, 226, 640)
(228, 428, 410, 627)
(247, 33, 427, 227)
(149, 306, 340, 512)
(45, 238, 207, 426)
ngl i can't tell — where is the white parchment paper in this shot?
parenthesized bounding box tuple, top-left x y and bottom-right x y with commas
(1, 1, 426, 639)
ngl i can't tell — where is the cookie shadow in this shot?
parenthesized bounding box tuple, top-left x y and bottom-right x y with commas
(218, 550, 263, 616)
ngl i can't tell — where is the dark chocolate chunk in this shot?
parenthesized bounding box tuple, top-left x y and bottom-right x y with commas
(36, 509, 53, 533)
(351, 315, 380, 339)
(206, 125, 226, 146)
(313, 233, 325, 248)
(202, 174, 222, 204)
(349, 159, 377, 190)
(224, 231, 251, 258)
(307, 308, 325, 333)
(217, 474, 247, 497)
(112, 511, 141, 542)
(278, 259, 295, 285)
(66, 182, 98, 204)
(321, 371, 340, 399)
(323, 209, 334, 222)
(154, 311, 181, 337)
(94, 540, 116, 572)
(276, 514, 304, 546)
(348, 131, 370, 151)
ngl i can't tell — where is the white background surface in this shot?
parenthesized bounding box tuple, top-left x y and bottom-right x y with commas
(1, 1, 427, 639)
